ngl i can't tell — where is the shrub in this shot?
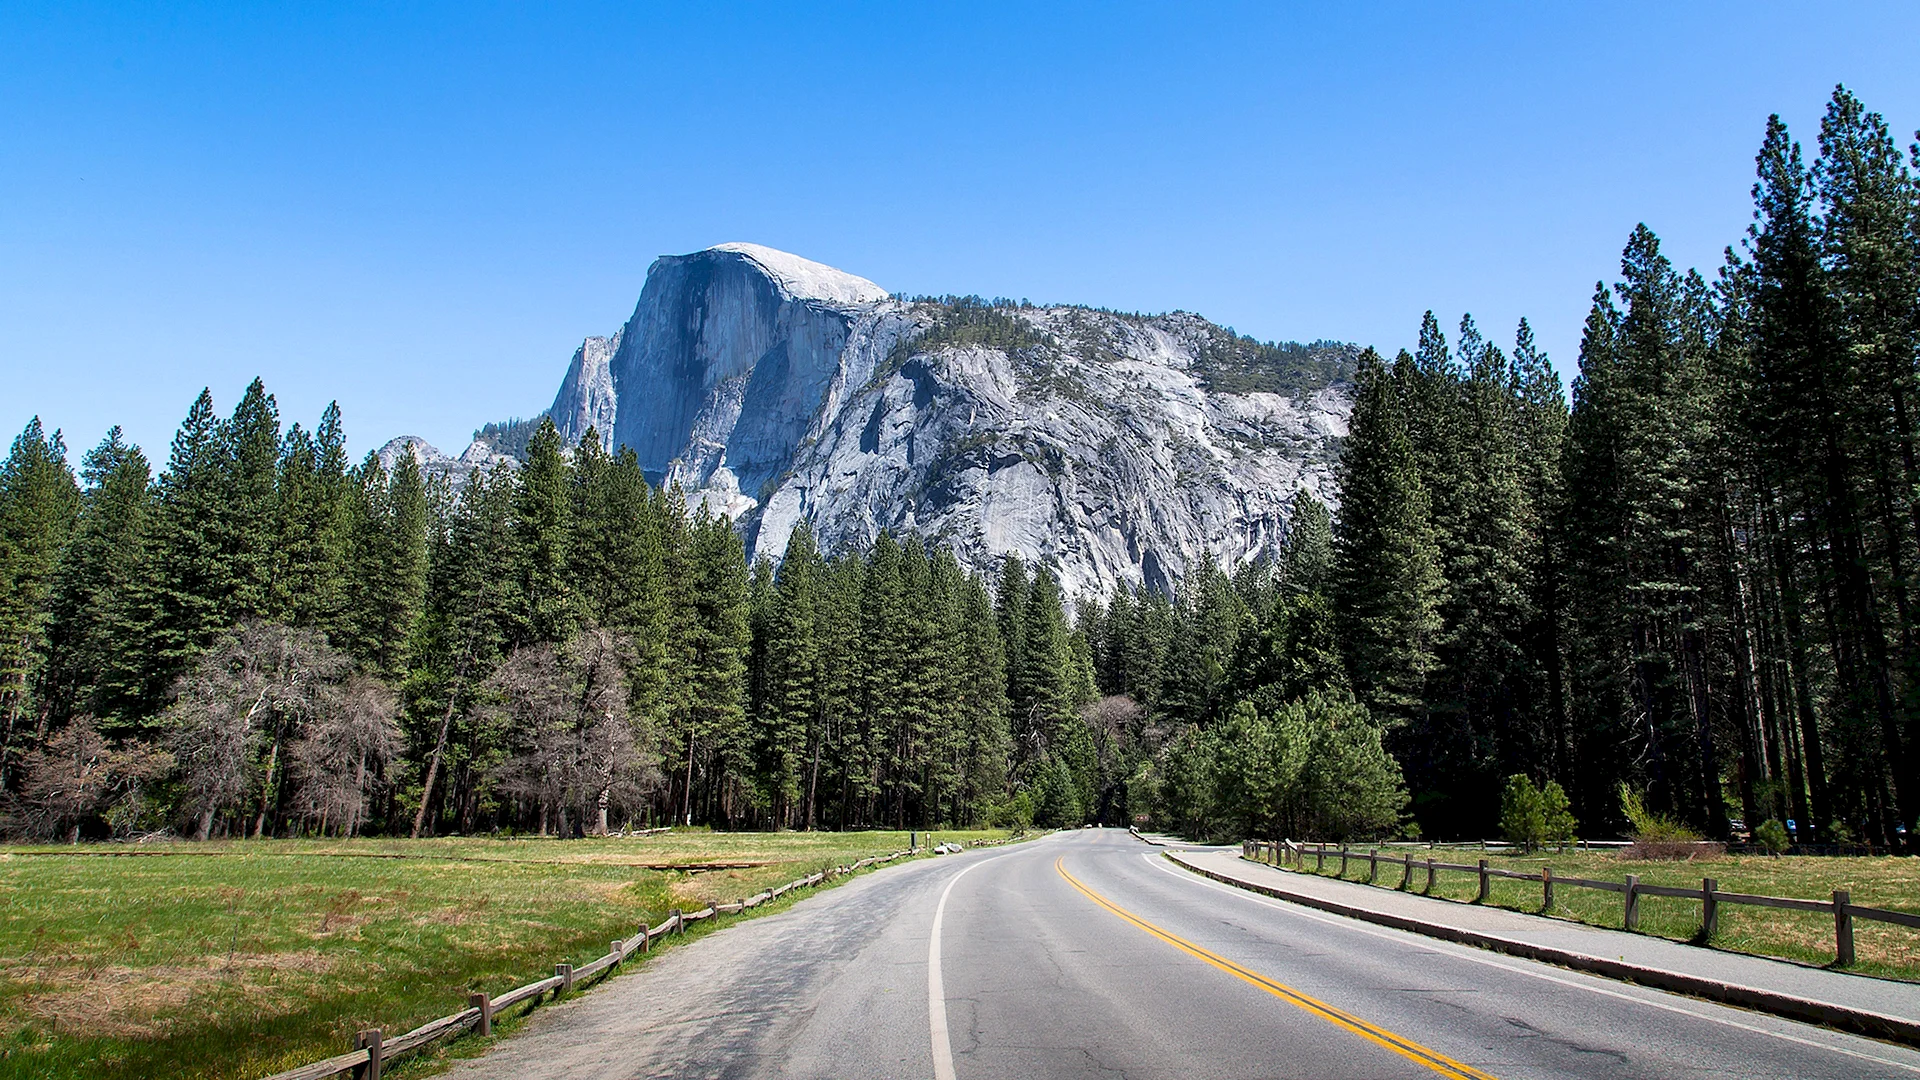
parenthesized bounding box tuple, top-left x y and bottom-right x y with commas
(1753, 818, 1790, 855)
(1619, 784, 1715, 860)
(1500, 775, 1578, 852)
(1500, 775, 1546, 851)
(1540, 780, 1577, 849)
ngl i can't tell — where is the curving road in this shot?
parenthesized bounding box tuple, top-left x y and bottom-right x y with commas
(442, 828, 1920, 1080)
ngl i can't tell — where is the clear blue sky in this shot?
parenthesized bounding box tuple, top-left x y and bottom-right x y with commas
(4, 2, 1917, 462)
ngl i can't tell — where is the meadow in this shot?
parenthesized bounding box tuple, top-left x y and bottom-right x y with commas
(1279, 844, 1920, 981)
(0, 828, 1012, 1080)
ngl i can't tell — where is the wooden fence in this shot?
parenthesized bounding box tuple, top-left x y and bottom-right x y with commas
(1242, 840, 1920, 967)
(259, 837, 1015, 1080)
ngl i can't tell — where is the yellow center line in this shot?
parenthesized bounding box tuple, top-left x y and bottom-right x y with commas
(1054, 856, 1500, 1080)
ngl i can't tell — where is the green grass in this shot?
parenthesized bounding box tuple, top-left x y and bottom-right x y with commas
(1264, 845, 1920, 981)
(0, 829, 1013, 1080)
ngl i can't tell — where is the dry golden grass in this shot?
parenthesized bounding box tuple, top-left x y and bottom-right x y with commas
(0, 828, 1010, 1080)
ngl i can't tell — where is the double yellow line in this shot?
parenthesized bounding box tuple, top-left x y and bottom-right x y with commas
(1054, 857, 1499, 1080)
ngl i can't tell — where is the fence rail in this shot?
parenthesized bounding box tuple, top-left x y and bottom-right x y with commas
(1242, 839, 1910, 966)
(259, 835, 1026, 1080)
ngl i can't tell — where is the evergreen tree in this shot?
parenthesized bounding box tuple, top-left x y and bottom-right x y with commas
(0, 419, 79, 782)
(1280, 488, 1333, 597)
(512, 418, 575, 647)
(339, 448, 429, 679)
(113, 390, 228, 719)
(407, 465, 518, 836)
(680, 506, 750, 825)
(1333, 349, 1443, 728)
(37, 429, 149, 730)
(215, 379, 282, 622)
(759, 522, 821, 827)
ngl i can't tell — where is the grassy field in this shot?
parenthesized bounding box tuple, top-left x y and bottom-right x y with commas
(0, 828, 1014, 1080)
(1266, 844, 1920, 981)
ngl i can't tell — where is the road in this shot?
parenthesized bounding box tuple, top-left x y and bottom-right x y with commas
(441, 828, 1920, 1079)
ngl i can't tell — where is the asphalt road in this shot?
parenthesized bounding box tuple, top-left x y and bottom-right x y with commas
(441, 828, 1920, 1080)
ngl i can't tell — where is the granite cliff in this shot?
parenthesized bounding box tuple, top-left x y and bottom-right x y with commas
(396, 243, 1353, 598)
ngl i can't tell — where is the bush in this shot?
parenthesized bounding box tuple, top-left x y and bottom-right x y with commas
(1500, 774, 1579, 852)
(1619, 784, 1714, 860)
(1500, 775, 1546, 851)
(1753, 818, 1789, 855)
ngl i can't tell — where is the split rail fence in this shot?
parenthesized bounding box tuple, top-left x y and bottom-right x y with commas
(1243, 839, 1920, 967)
(260, 837, 1017, 1080)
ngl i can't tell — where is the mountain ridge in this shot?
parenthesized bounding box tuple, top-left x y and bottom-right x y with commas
(388, 244, 1355, 598)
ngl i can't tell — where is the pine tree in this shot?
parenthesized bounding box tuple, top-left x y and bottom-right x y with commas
(1426, 316, 1536, 830)
(1749, 114, 1893, 838)
(1281, 488, 1333, 597)
(0, 419, 79, 781)
(759, 522, 822, 828)
(1333, 349, 1443, 728)
(273, 404, 353, 631)
(113, 390, 228, 719)
(681, 506, 750, 825)
(815, 549, 867, 829)
(339, 447, 429, 679)
(37, 429, 149, 730)
(215, 379, 282, 622)
(408, 464, 518, 836)
(1815, 86, 1920, 830)
(953, 567, 1010, 824)
(512, 418, 575, 647)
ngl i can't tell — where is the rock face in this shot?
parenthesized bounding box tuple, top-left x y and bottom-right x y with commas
(547, 331, 621, 446)
(376, 434, 520, 489)
(496, 243, 1350, 598)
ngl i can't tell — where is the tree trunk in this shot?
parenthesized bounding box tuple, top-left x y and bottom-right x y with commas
(196, 807, 214, 842)
(253, 737, 281, 838)
(804, 733, 821, 831)
(411, 694, 459, 839)
(682, 728, 696, 827)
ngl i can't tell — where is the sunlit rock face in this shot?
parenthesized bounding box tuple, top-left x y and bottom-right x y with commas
(538, 243, 1353, 598)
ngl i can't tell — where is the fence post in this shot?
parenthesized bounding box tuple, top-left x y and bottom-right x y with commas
(639, 921, 650, 953)
(1702, 878, 1717, 939)
(1400, 852, 1412, 890)
(1317, 844, 1325, 872)
(1624, 874, 1640, 931)
(612, 939, 624, 965)
(1340, 847, 1349, 877)
(1477, 859, 1490, 903)
(1367, 849, 1377, 884)
(1426, 856, 1436, 893)
(557, 962, 574, 994)
(468, 992, 492, 1037)
(1835, 890, 1855, 966)
(670, 908, 683, 935)
(1542, 865, 1553, 911)
(354, 1029, 383, 1080)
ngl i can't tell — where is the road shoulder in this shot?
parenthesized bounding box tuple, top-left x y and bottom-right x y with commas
(1169, 848, 1920, 1049)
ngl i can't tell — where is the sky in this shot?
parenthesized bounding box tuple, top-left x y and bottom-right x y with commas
(4, 2, 1919, 462)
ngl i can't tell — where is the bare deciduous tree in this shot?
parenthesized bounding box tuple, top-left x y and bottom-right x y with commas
(487, 626, 659, 835)
(164, 621, 348, 840)
(9, 716, 171, 842)
(288, 676, 401, 837)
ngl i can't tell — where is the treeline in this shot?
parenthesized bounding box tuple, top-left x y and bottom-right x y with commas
(0, 380, 1412, 843)
(1327, 85, 1920, 846)
(0, 397, 1081, 839)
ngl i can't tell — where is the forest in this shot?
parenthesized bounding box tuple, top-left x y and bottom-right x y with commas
(1, 86, 1916, 847)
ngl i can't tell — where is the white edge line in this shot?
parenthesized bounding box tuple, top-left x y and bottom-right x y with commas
(1146, 853, 1920, 1076)
(930, 850, 1014, 1080)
